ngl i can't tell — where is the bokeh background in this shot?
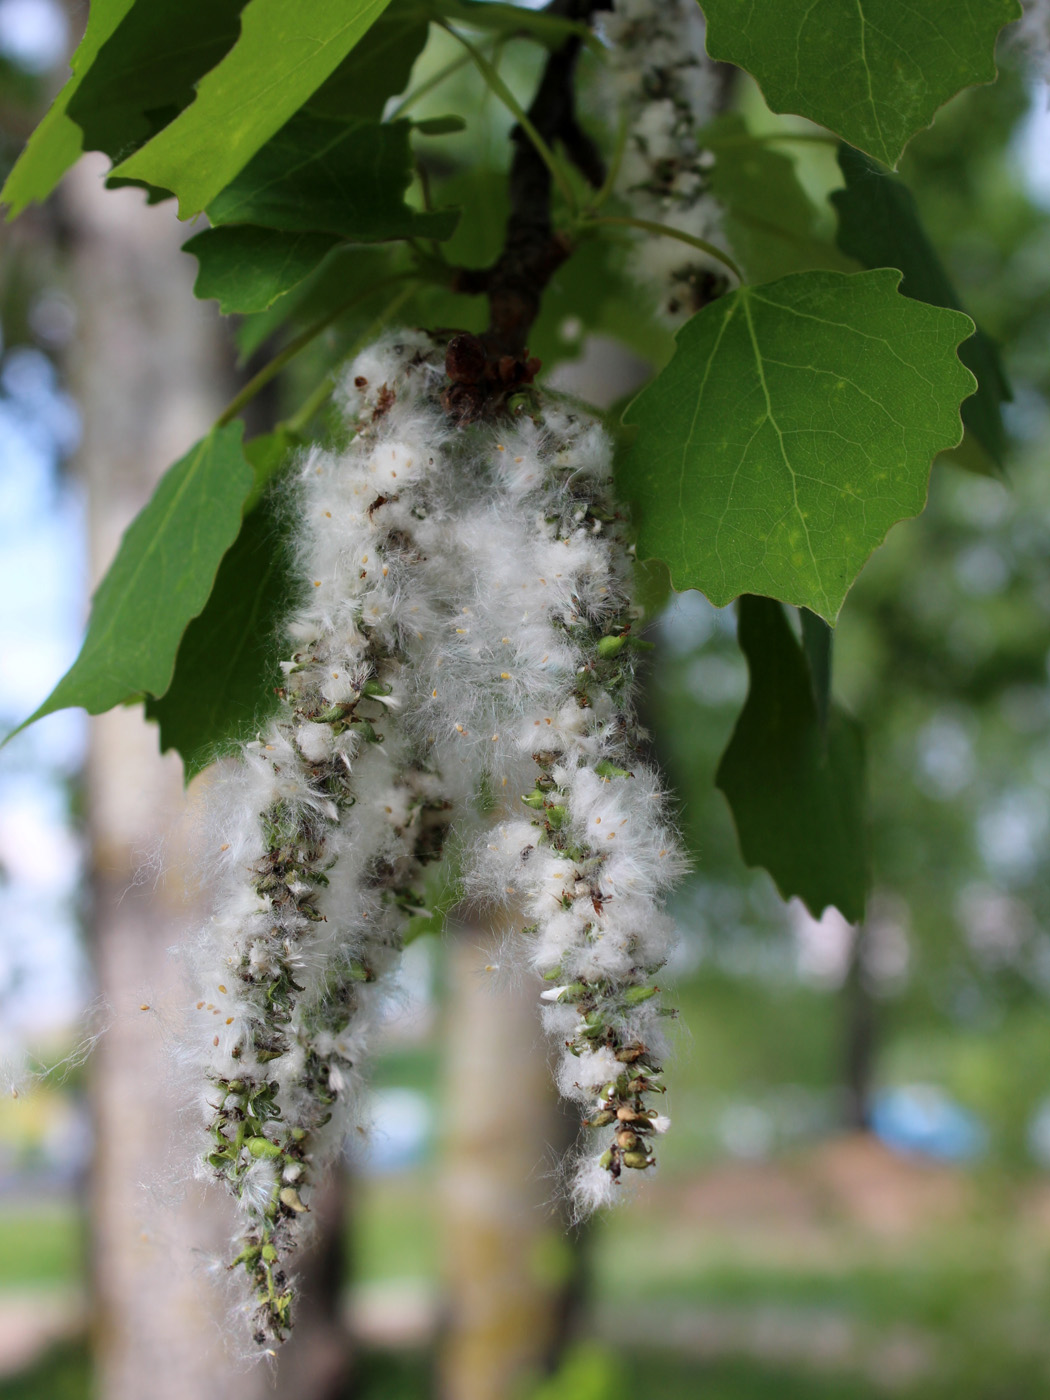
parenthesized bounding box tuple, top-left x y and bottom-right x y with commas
(3, 3, 1050, 1397)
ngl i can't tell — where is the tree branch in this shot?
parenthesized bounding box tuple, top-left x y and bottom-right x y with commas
(443, 0, 609, 420)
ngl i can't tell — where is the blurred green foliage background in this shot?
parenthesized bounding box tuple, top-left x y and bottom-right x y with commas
(5, 10, 1050, 1399)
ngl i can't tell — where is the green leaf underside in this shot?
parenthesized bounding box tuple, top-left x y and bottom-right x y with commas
(146, 489, 297, 780)
(18, 423, 253, 731)
(233, 245, 397, 360)
(717, 596, 869, 923)
(619, 269, 976, 622)
(703, 0, 1022, 168)
(243, 428, 300, 509)
(0, 0, 137, 217)
(832, 144, 1010, 467)
(206, 115, 456, 242)
(185, 226, 340, 313)
(66, 0, 247, 164)
(702, 115, 855, 283)
(304, 1, 429, 119)
(108, 0, 394, 218)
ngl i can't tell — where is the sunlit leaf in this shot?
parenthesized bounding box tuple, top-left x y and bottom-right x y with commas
(67, 0, 246, 163)
(14, 423, 253, 730)
(108, 0, 394, 217)
(0, 0, 136, 216)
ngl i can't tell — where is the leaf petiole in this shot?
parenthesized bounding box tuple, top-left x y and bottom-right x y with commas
(577, 215, 743, 282)
(387, 50, 474, 119)
(437, 21, 578, 213)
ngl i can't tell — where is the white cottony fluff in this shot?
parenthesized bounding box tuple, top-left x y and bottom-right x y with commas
(193, 330, 456, 1344)
(193, 324, 688, 1340)
(413, 389, 687, 1218)
(600, 0, 735, 322)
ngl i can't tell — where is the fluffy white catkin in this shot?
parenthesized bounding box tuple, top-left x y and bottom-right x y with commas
(602, 0, 734, 322)
(413, 400, 688, 1216)
(194, 332, 454, 1344)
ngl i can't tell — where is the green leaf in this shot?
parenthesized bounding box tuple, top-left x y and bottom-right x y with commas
(66, 0, 246, 163)
(619, 269, 976, 622)
(206, 115, 456, 242)
(303, 1, 429, 119)
(244, 427, 300, 507)
(831, 143, 1010, 467)
(702, 0, 1022, 168)
(108, 0, 395, 218)
(716, 595, 869, 922)
(16, 423, 253, 731)
(233, 245, 398, 361)
(431, 0, 592, 46)
(185, 226, 340, 313)
(701, 115, 856, 283)
(146, 489, 297, 779)
(0, 0, 136, 217)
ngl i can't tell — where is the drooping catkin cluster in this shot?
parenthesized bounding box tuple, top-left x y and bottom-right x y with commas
(413, 405, 688, 1217)
(601, 0, 733, 321)
(195, 332, 455, 1344)
(193, 329, 689, 1340)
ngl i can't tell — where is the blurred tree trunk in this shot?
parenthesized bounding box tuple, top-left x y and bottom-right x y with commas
(843, 923, 876, 1131)
(64, 157, 350, 1400)
(437, 910, 586, 1400)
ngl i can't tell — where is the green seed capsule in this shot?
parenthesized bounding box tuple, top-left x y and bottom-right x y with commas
(597, 634, 628, 658)
(521, 789, 547, 810)
(545, 804, 568, 830)
(622, 1151, 651, 1170)
(279, 1186, 308, 1214)
(261, 1244, 278, 1262)
(593, 760, 633, 779)
(589, 1110, 616, 1127)
(622, 985, 658, 1005)
(247, 1137, 282, 1159)
(598, 1150, 614, 1170)
(560, 982, 589, 1002)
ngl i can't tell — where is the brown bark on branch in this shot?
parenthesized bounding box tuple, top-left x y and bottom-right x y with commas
(443, 0, 608, 420)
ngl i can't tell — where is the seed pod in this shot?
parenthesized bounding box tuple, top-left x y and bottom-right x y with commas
(247, 1137, 282, 1159)
(622, 1151, 651, 1170)
(622, 984, 658, 1005)
(279, 1187, 308, 1214)
(616, 1130, 639, 1150)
